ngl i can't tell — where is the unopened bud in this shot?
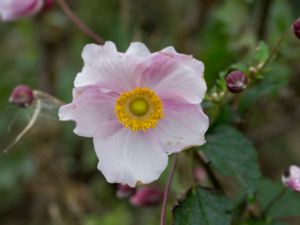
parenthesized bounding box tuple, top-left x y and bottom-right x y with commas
(225, 71, 248, 93)
(43, 0, 54, 11)
(116, 184, 135, 199)
(193, 166, 208, 184)
(0, 0, 44, 21)
(282, 165, 300, 192)
(130, 187, 163, 207)
(293, 17, 300, 39)
(9, 85, 34, 107)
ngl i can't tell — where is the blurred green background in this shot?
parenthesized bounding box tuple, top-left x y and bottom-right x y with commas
(0, 0, 300, 224)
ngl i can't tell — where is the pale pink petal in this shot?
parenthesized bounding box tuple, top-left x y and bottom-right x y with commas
(94, 125, 168, 187)
(81, 42, 117, 64)
(155, 100, 209, 154)
(126, 42, 151, 57)
(75, 43, 142, 93)
(58, 86, 116, 137)
(282, 165, 300, 192)
(139, 49, 206, 104)
(290, 165, 300, 177)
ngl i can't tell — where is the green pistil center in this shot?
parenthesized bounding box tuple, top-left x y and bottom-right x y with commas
(129, 98, 149, 116)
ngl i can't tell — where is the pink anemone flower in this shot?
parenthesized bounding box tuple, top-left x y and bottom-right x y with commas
(0, 0, 43, 21)
(59, 42, 209, 187)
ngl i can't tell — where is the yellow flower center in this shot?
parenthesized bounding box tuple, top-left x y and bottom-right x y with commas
(115, 87, 164, 131)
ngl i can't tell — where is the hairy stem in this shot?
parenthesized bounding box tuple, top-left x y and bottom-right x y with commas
(56, 0, 105, 44)
(160, 154, 178, 225)
(4, 99, 42, 153)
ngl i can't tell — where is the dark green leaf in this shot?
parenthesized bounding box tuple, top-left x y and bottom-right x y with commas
(173, 186, 233, 225)
(258, 179, 300, 218)
(199, 125, 261, 195)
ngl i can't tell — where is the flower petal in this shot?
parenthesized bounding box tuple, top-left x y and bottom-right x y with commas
(94, 125, 168, 187)
(126, 42, 151, 56)
(75, 42, 141, 93)
(156, 100, 209, 154)
(81, 41, 117, 65)
(58, 86, 116, 137)
(139, 48, 206, 104)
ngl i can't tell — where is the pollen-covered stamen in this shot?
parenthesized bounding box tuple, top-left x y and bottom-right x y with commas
(115, 87, 164, 131)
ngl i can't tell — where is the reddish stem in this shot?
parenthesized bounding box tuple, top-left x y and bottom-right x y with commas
(160, 154, 178, 225)
(56, 0, 105, 44)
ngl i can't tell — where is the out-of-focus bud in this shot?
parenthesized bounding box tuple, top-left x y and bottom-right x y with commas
(193, 166, 208, 184)
(9, 85, 34, 107)
(225, 70, 248, 94)
(282, 165, 300, 192)
(293, 17, 300, 39)
(43, 0, 54, 11)
(116, 184, 135, 199)
(130, 187, 163, 207)
(0, 0, 44, 21)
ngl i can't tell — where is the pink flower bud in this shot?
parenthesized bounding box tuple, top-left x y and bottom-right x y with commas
(225, 70, 248, 93)
(43, 0, 54, 11)
(130, 187, 163, 207)
(193, 166, 208, 184)
(293, 17, 300, 39)
(282, 165, 300, 192)
(0, 0, 44, 21)
(9, 85, 34, 107)
(116, 184, 135, 199)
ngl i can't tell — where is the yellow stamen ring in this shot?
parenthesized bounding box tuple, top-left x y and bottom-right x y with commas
(115, 87, 164, 131)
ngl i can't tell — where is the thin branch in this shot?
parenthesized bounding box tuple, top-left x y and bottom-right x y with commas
(160, 154, 178, 225)
(56, 0, 105, 44)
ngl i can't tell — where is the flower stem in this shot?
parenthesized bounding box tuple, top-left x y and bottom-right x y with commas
(56, 0, 105, 44)
(160, 154, 178, 225)
(254, 28, 291, 75)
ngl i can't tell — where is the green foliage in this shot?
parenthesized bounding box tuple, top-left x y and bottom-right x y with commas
(253, 41, 269, 65)
(173, 186, 233, 225)
(258, 179, 300, 219)
(239, 62, 291, 112)
(199, 125, 261, 196)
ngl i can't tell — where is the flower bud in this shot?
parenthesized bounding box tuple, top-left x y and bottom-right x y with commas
(9, 85, 34, 107)
(43, 0, 54, 11)
(282, 165, 300, 192)
(293, 17, 300, 39)
(116, 184, 135, 199)
(193, 166, 208, 184)
(0, 0, 44, 21)
(225, 70, 248, 93)
(130, 187, 163, 207)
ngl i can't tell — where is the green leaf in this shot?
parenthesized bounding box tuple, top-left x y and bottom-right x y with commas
(173, 186, 233, 225)
(199, 125, 261, 195)
(258, 179, 300, 218)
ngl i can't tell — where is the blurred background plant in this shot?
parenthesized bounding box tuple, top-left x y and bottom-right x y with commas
(1, 0, 300, 225)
